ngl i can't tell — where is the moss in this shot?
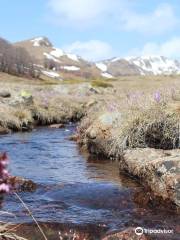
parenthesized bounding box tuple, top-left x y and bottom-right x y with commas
(91, 80, 113, 88)
(62, 79, 88, 85)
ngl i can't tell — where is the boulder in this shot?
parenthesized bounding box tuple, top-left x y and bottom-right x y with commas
(120, 148, 180, 210)
(0, 91, 11, 98)
(89, 87, 101, 94)
(85, 112, 121, 157)
(9, 95, 33, 107)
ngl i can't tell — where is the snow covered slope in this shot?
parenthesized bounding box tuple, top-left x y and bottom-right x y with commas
(97, 56, 180, 77)
(125, 56, 180, 75)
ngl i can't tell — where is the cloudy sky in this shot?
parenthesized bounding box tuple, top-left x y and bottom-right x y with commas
(1, 0, 180, 61)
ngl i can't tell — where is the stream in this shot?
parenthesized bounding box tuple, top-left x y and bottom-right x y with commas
(0, 125, 179, 239)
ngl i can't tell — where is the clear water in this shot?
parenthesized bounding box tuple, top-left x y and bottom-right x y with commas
(0, 125, 179, 239)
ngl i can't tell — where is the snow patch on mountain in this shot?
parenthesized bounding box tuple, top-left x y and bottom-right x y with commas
(62, 66, 80, 71)
(66, 53, 79, 62)
(50, 48, 64, 58)
(101, 72, 113, 78)
(42, 70, 60, 78)
(43, 46, 80, 63)
(126, 56, 180, 75)
(96, 63, 107, 72)
(43, 53, 60, 63)
(31, 37, 52, 47)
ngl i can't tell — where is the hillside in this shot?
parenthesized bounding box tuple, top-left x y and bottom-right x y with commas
(14, 37, 102, 80)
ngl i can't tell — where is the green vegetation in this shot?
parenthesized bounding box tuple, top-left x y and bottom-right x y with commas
(91, 80, 113, 88)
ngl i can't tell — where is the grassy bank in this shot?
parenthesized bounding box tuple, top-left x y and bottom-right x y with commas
(0, 73, 88, 132)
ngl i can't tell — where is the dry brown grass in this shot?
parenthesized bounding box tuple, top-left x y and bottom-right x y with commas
(33, 95, 85, 125)
(110, 104, 180, 157)
(0, 104, 32, 131)
(0, 222, 27, 240)
(78, 82, 180, 158)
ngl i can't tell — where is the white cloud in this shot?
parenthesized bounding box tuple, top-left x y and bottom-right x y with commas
(121, 3, 178, 35)
(47, 1, 178, 35)
(129, 37, 180, 59)
(48, 0, 119, 27)
(63, 40, 114, 61)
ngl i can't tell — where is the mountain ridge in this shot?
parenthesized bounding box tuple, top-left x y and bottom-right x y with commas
(14, 36, 180, 79)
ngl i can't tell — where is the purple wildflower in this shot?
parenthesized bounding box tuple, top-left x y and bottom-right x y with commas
(108, 103, 118, 112)
(154, 91, 161, 103)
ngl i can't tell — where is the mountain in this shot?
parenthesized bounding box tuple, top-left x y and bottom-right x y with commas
(14, 37, 102, 79)
(96, 56, 180, 77)
(14, 37, 180, 79)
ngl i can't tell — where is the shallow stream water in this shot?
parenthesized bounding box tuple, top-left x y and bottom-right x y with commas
(0, 125, 179, 239)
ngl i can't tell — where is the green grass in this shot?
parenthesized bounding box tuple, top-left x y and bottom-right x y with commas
(62, 79, 88, 85)
(91, 80, 113, 88)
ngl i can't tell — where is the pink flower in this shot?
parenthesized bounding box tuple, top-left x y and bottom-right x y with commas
(0, 160, 8, 167)
(2, 169, 10, 178)
(0, 152, 10, 194)
(0, 183, 10, 193)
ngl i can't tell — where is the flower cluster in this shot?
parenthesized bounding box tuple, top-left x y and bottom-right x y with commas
(0, 153, 10, 193)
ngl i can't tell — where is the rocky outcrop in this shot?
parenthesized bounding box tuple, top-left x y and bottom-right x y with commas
(120, 148, 180, 210)
(9, 92, 33, 107)
(83, 111, 121, 158)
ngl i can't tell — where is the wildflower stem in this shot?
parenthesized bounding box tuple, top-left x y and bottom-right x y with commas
(14, 192, 48, 240)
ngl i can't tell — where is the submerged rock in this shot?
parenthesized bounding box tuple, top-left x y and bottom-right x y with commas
(0, 126, 10, 135)
(68, 134, 78, 141)
(12, 222, 106, 240)
(102, 228, 149, 240)
(8, 176, 37, 192)
(120, 148, 180, 210)
(49, 123, 65, 129)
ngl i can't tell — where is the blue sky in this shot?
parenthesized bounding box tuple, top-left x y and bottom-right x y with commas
(1, 0, 180, 60)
